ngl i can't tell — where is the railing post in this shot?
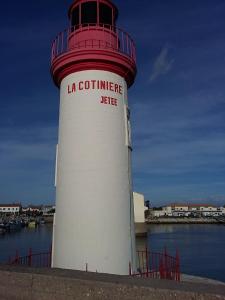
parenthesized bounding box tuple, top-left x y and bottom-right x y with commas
(15, 250, 19, 264)
(86, 263, 88, 272)
(49, 244, 52, 267)
(176, 249, 181, 281)
(56, 36, 59, 57)
(67, 27, 70, 51)
(145, 246, 149, 277)
(28, 248, 32, 267)
(164, 247, 168, 279)
(51, 41, 55, 62)
(159, 256, 164, 279)
(129, 261, 132, 276)
(121, 31, 124, 53)
(116, 31, 119, 51)
(61, 31, 64, 55)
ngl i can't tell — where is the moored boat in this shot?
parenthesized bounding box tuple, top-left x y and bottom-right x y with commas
(9, 221, 22, 232)
(28, 221, 36, 228)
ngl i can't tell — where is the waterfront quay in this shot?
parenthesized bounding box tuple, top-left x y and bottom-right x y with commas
(0, 265, 224, 300)
(1, 223, 225, 283)
(145, 203, 225, 225)
(0, 203, 54, 235)
(146, 217, 225, 224)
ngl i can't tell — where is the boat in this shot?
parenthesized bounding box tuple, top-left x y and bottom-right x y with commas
(9, 221, 22, 232)
(28, 221, 36, 228)
(0, 223, 6, 235)
(40, 219, 45, 225)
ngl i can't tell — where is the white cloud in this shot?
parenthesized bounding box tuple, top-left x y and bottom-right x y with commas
(149, 46, 174, 82)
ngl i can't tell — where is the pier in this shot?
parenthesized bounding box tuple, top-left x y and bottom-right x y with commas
(0, 265, 224, 300)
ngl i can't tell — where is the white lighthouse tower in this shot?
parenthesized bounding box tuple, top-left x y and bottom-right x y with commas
(51, 0, 137, 275)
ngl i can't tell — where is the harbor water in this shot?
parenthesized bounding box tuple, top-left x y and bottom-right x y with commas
(0, 224, 225, 282)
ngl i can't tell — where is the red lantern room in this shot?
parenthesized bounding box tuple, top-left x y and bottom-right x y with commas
(68, 0, 118, 28)
(51, 0, 137, 88)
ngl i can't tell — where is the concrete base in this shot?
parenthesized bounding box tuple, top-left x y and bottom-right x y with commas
(0, 265, 224, 300)
(135, 223, 147, 237)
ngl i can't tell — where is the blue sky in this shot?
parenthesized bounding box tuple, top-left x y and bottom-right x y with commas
(0, 0, 225, 206)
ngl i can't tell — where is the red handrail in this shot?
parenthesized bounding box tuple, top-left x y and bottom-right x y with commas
(9, 247, 52, 268)
(51, 23, 136, 63)
(133, 249, 180, 281)
(8, 247, 180, 281)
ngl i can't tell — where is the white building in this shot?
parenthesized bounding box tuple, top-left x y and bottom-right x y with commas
(152, 203, 225, 218)
(0, 204, 21, 214)
(151, 206, 172, 218)
(22, 205, 42, 213)
(170, 204, 190, 217)
(220, 207, 225, 215)
(188, 204, 218, 217)
(42, 205, 55, 216)
(133, 192, 148, 223)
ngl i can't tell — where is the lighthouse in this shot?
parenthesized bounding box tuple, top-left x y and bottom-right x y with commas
(51, 0, 137, 275)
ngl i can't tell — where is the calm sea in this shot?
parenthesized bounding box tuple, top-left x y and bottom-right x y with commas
(0, 224, 224, 282)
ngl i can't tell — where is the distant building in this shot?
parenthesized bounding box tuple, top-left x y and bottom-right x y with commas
(151, 206, 172, 218)
(151, 203, 225, 218)
(41, 205, 55, 216)
(22, 205, 42, 213)
(0, 203, 21, 214)
(170, 203, 189, 217)
(188, 204, 218, 217)
(133, 192, 148, 223)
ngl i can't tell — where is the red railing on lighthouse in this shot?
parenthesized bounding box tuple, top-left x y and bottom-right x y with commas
(51, 24, 136, 63)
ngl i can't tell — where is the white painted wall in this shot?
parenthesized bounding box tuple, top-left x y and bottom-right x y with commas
(0, 206, 20, 213)
(133, 192, 147, 223)
(152, 210, 166, 218)
(52, 70, 136, 275)
(173, 205, 189, 211)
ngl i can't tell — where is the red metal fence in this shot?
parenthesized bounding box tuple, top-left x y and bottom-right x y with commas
(132, 248, 180, 281)
(8, 248, 51, 268)
(51, 24, 136, 63)
(8, 247, 180, 281)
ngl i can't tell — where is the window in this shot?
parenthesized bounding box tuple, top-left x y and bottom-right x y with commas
(81, 2, 97, 25)
(71, 6, 79, 27)
(99, 3, 112, 25)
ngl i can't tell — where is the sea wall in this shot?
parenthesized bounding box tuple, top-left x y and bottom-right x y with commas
(0, 265, 224, 300)
(146, 217, 225, 224)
